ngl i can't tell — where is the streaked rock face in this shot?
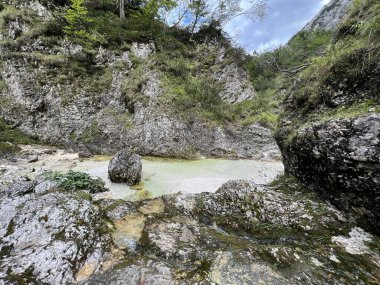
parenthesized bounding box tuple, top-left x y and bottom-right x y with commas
(0, 2, 272, 160)
(277, 115, 380, 233)
(302, 0, 352, 31)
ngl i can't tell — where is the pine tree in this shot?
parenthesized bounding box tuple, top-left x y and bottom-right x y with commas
(63, 0, 93, 47)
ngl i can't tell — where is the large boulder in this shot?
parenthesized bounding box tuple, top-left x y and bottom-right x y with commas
(277, 115, 380, 233)
(108, 150, 142, 185)
(0, 180, 111, 284)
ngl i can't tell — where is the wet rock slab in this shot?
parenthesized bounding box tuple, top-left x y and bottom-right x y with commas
(86, 178, 380, 285)
(1, 174, 379, 284)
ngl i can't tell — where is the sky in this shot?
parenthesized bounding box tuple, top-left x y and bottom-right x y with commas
(224, 0, 331, 53)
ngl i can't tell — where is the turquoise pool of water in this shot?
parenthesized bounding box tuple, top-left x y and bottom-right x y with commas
(73, 157, 284, 201)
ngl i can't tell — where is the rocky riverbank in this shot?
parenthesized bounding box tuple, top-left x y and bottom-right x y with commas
(0, 0, 379, 284)
(0, 169, 379, 284)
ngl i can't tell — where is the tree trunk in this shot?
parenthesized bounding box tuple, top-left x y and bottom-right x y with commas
(190, 14, 199, 41)
(120, 0, 125, 19)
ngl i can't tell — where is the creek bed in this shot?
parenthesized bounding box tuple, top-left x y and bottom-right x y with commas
(73, 156, 284, 201)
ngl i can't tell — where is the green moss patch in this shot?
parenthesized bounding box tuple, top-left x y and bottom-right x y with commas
(0, 118, 37, 155)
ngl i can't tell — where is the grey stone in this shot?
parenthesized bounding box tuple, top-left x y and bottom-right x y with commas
(302, 0, 352, 31)
(89, 180, 379, 285)
(34, 180, 58, 194)
(277, 114, 380, 234)
(83, 260, 176, 285)
(108, 150, 142, 185)
(78, 151, 93, 159)
(0, 190, 111, 284)
(28, 155, 38, 163)
(131, 42, 155, 59)
(0, 45, 280, 160)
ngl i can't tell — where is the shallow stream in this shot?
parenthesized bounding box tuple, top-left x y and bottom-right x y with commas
(73, 156, 284, 201)
(0, 146, 284, 201)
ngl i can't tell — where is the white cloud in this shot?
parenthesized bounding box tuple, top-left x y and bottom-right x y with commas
(221, 0, 326, 52)
(255, 38, 282, 52)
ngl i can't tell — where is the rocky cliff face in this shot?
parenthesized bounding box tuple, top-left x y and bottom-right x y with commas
(277, 0, 380, 233)
(0, 2, 279, 160)
(302, 0, 352, 31)
(1, 172, 379, 284)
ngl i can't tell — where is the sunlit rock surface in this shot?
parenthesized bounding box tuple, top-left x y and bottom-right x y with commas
(0, 181, 111, 284)
(302, 0, 352, 31)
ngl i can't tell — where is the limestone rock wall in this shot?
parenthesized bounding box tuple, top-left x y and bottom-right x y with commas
(0, 4, 278, 160)
(302, 0, 352, 31)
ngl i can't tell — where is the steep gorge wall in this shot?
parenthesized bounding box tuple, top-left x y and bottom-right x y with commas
(302, 0, 352, 31)
(0, 2, 280, 159)
(277, 0, 380, 233)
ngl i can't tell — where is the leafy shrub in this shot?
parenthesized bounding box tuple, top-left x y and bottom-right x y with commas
(232, 88, 281, 130)
(48, 170, 106, 193)
(246, 30, 332, 93)
(0, 118, 37, 145)
(64, 0, 96, 49)
(0, 142, 20, 155)
(170, 77, 233, 122)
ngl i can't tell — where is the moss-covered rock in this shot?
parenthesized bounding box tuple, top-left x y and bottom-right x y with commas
(84, 178, 380, 285)
(275, 0, 380, 234)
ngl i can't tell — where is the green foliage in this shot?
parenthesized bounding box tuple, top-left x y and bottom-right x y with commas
(0, 5, 30, 26)
(276, 0, 380, 149)
(243, 27, 343, 131)
(183, 77, 223, 108)
(232, 89, 281, 129)
(64, 0, 95, 48)
(0, 142, 21, 155)
(305, 100, 380, 123)
(143, 0, 177, 19)
(91, 12, 156, 45)
(47, 170, 106, 193)
(0, 118, 36, 155)
(241, 29, 333, 130)
(290, 0, 380, 116)
(81, 121, 102, 143)
(0, 118, 37, 145)
(0, 5, 64, 51)
(246, 30, 332, 93)
(155, 49, 233, 123)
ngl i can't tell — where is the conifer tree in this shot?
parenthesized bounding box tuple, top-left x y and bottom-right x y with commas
(63, 0, 93, 47)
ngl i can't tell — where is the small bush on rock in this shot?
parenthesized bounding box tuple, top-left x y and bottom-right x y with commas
(47, 170, 106, 193)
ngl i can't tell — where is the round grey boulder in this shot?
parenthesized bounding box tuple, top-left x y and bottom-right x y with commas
(108, 150, 142, 185)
